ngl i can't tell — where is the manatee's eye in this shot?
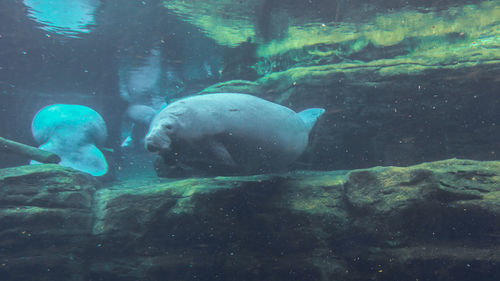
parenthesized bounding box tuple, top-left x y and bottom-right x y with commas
(163, 124, 173, 130)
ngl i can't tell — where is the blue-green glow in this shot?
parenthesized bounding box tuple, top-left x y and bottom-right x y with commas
(31, 104, 109, 176)
(23, 0, 99, 38)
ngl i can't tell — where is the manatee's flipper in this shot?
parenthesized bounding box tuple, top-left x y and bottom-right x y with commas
(55, 144, 108, 176)
(209, 140, 236, 167)
(35, 141, 108, 176)
(74, 144, 108, 176)
(297, 108, 325, 131)
(121, 136, 133, 148)
(121, 122, 135, 148)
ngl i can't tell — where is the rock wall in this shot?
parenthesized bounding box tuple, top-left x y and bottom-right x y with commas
(0, 165, 97, 281)
(1, 160, 499, 280)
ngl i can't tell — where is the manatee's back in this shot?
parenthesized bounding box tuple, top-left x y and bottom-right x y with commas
(32, 104, 107, 146)
(126, 104, 156, 125)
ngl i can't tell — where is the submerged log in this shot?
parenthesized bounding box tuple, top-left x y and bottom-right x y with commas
(0, 137, 61, 164)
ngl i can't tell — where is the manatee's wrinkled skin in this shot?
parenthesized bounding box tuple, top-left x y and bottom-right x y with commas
(145, 93, 324, 177)
(31, 104, 108, 176)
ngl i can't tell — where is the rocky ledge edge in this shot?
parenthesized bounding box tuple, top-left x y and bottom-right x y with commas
(0, 158, 499, 281)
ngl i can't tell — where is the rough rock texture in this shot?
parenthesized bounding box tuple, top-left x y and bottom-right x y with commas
(0, 164, 98, 281)
(1, 159, 500, 280)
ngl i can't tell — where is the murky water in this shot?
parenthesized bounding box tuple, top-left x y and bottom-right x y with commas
(0, 1, 499, 280)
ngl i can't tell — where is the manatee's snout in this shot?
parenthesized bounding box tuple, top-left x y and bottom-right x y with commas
(145, 142, 160, 152)
(145, 112, 176, 153)
(145, 134, 171, 153)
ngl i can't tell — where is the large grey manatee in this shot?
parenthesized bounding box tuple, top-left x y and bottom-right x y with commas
(145, 93, 325, 177)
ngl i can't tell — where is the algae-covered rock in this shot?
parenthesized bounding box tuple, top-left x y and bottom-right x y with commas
(340, 159, 500, 280)
(0, 164, 98, 209)
(0, 164, 98, 281)
(166, 0, 500, 76)
(88, 159, 500, 280)
(345, 159, 500, 242)
(1, 159, 500, 280)
(89, 171, 349, 280)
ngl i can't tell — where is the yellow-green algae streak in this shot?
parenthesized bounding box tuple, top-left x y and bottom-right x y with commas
(164, 0, 499, 71)
(261, 1, 500, 56)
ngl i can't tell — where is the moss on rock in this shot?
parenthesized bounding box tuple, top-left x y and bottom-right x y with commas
(2, 159, 500, 280)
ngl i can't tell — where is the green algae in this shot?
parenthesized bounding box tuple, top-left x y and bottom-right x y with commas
(256, 1, 500, 78)
(164, 1, 499, 58)
(260, 1, 500, 58)
(165, 0, 499, 80)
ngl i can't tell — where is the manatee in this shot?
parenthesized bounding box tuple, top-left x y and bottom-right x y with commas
(121, 104, 157, 148)
(118, 47, 168, 149)
(31, 104, 108, 176)
(145, 93, 325, 177)
(119, 48, 162, 103)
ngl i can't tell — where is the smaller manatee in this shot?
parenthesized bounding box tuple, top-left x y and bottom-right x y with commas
(31, 104, 108, 176)
(121, 104, 158, 148)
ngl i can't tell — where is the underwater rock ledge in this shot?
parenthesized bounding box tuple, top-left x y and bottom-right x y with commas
(1, 159, 500, 280)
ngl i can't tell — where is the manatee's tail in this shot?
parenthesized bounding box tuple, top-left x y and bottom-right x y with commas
(297, 108, 326, 131)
